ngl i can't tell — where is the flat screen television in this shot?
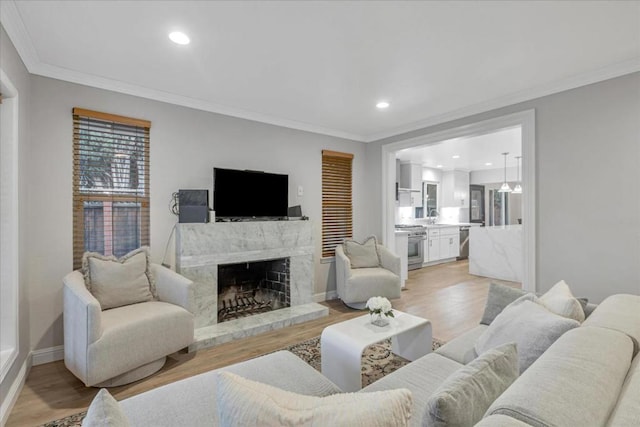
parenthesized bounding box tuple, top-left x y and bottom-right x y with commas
(213, 168, 288, 219)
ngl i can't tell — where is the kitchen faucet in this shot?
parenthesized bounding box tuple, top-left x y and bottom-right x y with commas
(428, 209, 439, 224)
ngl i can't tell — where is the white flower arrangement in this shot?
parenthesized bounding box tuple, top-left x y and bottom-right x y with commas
(365, 296, 394, 318)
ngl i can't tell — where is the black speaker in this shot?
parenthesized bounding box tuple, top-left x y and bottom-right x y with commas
(179, 189, 209, 223)
(288, 205, 302, 218)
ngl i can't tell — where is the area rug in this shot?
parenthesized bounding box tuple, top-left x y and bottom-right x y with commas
(41, 336, 444, 426)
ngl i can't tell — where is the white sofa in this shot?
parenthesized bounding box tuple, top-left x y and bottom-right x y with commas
(108, 293, 639, 426)
(63, 264, 195, 387)
(335, 243, 402, 309)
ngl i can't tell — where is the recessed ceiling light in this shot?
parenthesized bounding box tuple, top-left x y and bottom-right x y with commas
(436, 164, 443, 168)
(485, 162, 493, 166)
(452, 155, 460, 159)
(376, 101, 390, 109)
(169, 31, 190, 45)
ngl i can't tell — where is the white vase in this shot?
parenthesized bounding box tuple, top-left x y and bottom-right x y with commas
(370, 312, 390, 327)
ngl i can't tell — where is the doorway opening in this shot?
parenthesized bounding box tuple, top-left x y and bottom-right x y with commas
(383, 110, 535, 291)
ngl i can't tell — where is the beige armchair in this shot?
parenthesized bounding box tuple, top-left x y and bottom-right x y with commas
(63, 263, 195, 387)
(335, 244, 402, 309)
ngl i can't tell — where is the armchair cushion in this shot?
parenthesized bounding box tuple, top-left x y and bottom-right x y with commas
(82, 247, 157, 310)
(87, 301, 193, 385)
(343, 267, 401, 302)
(343, 236, 381, 268)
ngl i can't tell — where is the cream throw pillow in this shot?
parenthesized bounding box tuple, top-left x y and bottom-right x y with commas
(82, 247, 156, 310)
(539, 280, 585, 322)
(82, 388, 130, 427)
(343, 235, 381, 268)
(216, 371, 413, 427)
(425, 343, 519, 427)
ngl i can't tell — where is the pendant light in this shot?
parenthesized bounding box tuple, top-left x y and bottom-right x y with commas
(513, 156, 522, 194)
(498, 152, 512, 193)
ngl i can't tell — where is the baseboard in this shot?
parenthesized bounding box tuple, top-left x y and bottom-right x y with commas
(313, 290, 338, 302)
(0, 355, 30, 427)
(31, 345, 64, 366)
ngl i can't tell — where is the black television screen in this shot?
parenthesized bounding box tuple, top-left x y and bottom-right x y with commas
(214, 168, 288, 219)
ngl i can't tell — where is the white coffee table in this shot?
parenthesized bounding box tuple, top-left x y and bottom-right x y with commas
(320, 310, 432, 392)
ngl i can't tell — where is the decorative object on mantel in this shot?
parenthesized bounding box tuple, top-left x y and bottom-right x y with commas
(513, 155, 523, 194)
(366, 296, 394, 327)
(498, 152, 512, 193)
(39, 336, 445, 427)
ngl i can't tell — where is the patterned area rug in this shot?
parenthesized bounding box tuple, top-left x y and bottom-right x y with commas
(42, 336, 444, 426)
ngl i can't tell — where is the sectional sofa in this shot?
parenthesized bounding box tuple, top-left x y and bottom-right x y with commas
(89, 293, 639, 426)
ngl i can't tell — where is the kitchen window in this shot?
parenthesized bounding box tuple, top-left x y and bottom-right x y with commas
(321, 150, 353, 258)
(423, 182, 438, 217)
(72, 108, 150, 269)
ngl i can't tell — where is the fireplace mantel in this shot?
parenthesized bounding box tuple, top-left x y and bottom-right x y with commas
(176, 220, 327, 350)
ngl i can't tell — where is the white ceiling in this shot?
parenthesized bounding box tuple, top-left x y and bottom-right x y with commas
(2, 1, 639, 142)
(395, 127, 521, 172)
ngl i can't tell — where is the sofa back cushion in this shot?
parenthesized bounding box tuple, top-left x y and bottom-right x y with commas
(607, 353, 640, 426)
(485, 326, 634, 427)
(582, 294, 640, 356)
(425, 343, 519, 427)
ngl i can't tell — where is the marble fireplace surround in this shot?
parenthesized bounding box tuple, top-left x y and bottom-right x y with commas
(176, 221, 328, 351)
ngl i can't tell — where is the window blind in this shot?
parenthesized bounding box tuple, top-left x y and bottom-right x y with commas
(72, 108, 151, 269)
(321, 150, 353, 258)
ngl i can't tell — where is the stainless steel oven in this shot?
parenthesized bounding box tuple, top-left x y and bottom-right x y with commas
(396, 225, 427, 270)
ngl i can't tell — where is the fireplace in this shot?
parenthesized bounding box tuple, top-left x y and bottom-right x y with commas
(217, 258, 290, 323)
(176, 221, 328, 351)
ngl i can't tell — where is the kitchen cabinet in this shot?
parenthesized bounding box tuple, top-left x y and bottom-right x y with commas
(426, 234, 440, 262)
(399, 163, 422, 207)
(439, 227, 460, 259)
(424, 226, 460, 263)
(442, 170, 470, 208)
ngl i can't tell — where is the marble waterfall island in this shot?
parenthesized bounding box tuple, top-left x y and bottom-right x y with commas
(469, 225, 523, 283)
(176, 221, 327, 351)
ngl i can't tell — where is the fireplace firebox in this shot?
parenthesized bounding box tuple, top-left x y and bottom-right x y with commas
(217, 258, 290, 322)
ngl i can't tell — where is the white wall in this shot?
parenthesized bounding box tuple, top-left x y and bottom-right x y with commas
(27, 75, 366, 351)
(422, 166, 442, 183)
(365, 72, 640, 302)
(470, 167, 517, 185)
(0, 25, 31, 417)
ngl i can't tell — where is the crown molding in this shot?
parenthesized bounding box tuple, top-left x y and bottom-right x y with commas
(30, 62, 365, 141)
(3, 0, 638, 143)
(0, 0, 39, 71)
(365, 58, 640, 142)
(0, 0, 364, 142)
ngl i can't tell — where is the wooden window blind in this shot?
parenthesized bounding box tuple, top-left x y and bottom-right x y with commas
(321, 150, 354, 258)
(72, 108, 151, 269)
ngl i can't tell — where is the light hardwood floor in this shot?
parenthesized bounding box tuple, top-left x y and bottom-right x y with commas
(6, 260, 519, 426)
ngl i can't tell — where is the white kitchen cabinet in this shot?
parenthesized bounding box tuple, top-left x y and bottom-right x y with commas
(427, 235, 440, 262)
(399, 163, 423, 207)
(442, 170, 470, 208)
(424, 226, 460, 263)
(439, 227, 460, 259)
